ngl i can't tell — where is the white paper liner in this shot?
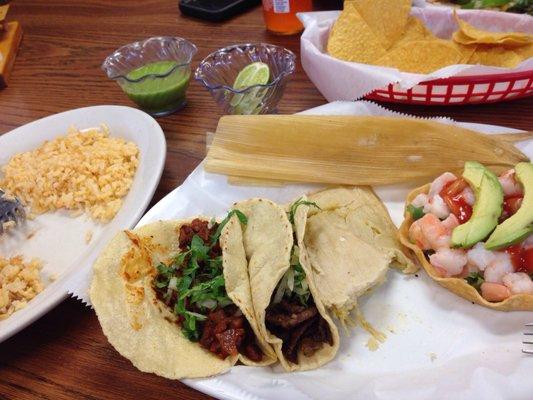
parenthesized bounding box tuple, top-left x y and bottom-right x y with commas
(68, 101, 533, 400)
(298, 8, 533, 102)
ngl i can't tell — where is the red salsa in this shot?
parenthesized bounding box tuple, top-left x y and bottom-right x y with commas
(439, 178, 473, 224)
(505, 244, 533, 274)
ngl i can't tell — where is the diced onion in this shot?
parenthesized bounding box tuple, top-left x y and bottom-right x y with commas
(198, 299, 217, 309)
(286, 268, 295, 292)
(187, 311, 207, 321)
(168, 276, 178, 290)
(273, 276, 287, 304)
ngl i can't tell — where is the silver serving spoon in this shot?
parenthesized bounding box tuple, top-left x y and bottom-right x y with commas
(0, 189, 26, 234)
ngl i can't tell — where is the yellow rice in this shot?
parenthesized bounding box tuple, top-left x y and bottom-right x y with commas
(0, 126, 139, 222)
(0, 256, 43, 320)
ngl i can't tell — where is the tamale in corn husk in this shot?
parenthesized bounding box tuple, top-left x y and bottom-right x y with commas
(205, 115, 529, 186)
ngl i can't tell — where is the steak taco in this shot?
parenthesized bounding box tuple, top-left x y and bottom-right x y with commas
(230, 198, 340, 372)
(399, 161, 533, 311)
(90, 212, 276, 379)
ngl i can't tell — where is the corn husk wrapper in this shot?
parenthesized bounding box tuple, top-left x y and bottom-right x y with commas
(206, 115, 528, 187)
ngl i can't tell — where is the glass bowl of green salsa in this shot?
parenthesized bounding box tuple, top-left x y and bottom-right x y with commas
(102, 37, 197, 117)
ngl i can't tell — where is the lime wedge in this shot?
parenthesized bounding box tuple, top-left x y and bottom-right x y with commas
(232, 62, 270, 90)
(230, 62, 270, 112)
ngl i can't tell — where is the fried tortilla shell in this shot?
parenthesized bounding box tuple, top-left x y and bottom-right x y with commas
(232, 198, 340, 372)
(90, 219, 275, 380)
(399, 185, 533, 311)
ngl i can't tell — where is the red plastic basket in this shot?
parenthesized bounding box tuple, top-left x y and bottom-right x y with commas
(365, 70, 533, 105)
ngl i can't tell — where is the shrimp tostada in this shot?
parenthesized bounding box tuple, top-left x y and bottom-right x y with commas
(230, 198, 340, 372)
(90, 213, 276, 379)
(399, 161, 533, 310)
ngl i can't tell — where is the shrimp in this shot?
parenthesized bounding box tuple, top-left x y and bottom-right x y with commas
(483, 252, 514, 284)
(441, 213, 459, 231)
(466, 242, 495, 272)
(502, 272, 533, 295)
(481, 282, 511, 302)
(461, 186, 475, 206)
(411, 193, 428, 208)
(409, 213, 455, 250)
(423, 194, 450, 219)
(428, 172, 457, 198)
(429, 248, 467, 277)
(498, 169, 522, 197)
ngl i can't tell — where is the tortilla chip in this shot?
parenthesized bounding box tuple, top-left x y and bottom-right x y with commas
(327, 2, 387, 63)
(233, 198, 340, 372)
(453, 42, 478, 63)
(453, 13, 532, 47)
(393, 16, 435, 48)
(514, 43, 533, 61)
(468, 45, 522, 68)
(349, 0, 411, 49)
(399, 185, 533, 311)
(375, 39, 462, 74)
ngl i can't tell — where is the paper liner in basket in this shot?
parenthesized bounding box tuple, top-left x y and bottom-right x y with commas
(298, 8, 533, 102)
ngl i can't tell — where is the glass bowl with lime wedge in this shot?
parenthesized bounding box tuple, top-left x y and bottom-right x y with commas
(195, 43, 295, 115)
(102, 37, 197, 117)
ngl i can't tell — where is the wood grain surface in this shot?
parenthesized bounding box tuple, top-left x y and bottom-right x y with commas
(0, 1, 531, 399)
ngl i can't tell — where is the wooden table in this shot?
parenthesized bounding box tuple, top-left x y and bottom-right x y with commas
(0, 1, 531, 399)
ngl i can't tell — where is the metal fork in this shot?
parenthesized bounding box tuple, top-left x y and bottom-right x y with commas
(523, 323, 533, 355)
(0, 189, 26, 234)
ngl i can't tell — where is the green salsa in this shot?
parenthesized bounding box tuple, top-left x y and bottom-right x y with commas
(120, 60, 191, 116)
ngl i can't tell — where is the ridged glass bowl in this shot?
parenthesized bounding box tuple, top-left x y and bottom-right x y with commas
(195, 43, 296, 115)
(102, 37, 197, 116)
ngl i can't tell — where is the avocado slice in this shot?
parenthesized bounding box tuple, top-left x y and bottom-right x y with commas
(451, 161, 503, 248)
(485, 162, 533, 250)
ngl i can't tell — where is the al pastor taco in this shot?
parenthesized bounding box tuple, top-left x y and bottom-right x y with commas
(90, 212, 276, 379)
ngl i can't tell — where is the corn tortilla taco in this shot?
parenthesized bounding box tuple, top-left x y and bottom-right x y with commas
(90, 214, 276, 379)
(296, 187, 416, 322)
(231, 198, 340, 372)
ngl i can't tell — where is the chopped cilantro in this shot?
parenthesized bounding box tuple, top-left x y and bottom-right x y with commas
(407, 204, 425, 220)
(273, 245, 311, 306)
(466, 272, 485, 292)
(288, 198, 320, 224)
(154, 211, 248, 342)
(210, 209, 247, 246)
(190, 235, 210, 260)
(292, 262, 310, 306)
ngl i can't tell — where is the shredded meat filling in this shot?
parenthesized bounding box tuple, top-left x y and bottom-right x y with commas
(266, 298, 333, 364)
(154, 219, 263, 362)
(200, 306, 263, 361)
(265, 302, 318, 329)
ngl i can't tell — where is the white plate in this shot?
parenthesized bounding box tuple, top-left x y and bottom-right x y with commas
(0, 105, 166, 343)
(136, 102, 532, 400)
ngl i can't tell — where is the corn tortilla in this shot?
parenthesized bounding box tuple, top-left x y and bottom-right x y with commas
(90, 219, 276, 379)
